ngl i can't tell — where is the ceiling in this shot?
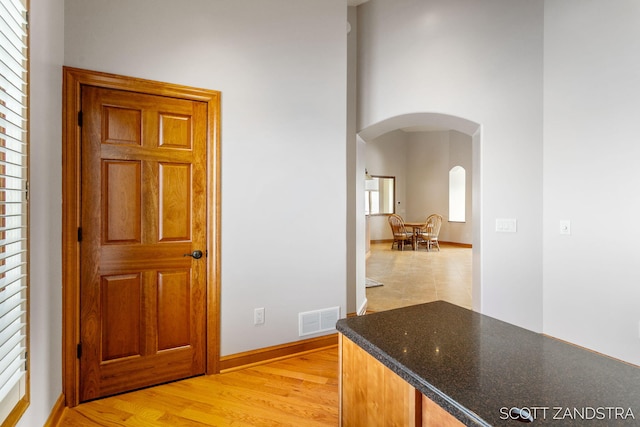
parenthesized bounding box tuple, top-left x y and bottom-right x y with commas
(347, 0, 370, 5)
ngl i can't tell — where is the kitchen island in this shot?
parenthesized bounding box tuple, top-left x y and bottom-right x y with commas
(336, 301, 639, 426)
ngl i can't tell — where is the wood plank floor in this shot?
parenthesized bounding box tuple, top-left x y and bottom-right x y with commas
(58, 243, 467, 426)
(58, 347, 339, 427)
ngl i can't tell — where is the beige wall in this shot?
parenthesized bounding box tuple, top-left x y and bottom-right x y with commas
(366, 130, 472, 245)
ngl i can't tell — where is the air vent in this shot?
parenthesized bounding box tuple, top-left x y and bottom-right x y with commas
(299, 306, 340, 336)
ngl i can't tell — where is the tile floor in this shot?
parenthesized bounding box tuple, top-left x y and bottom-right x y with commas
(365, 241, 472, 312)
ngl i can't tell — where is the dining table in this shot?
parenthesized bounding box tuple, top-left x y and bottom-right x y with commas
(404, 221, 426, 250)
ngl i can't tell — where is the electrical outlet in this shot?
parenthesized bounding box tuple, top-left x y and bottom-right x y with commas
(254, 307, 265, 325)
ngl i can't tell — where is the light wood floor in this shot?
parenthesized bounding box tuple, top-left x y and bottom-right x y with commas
(57, 242, 470, 426)
(58, 347, 339, 427)
(366, 241, 472, 312)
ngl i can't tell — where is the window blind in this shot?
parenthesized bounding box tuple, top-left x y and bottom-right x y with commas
(0, 0, 28, 422)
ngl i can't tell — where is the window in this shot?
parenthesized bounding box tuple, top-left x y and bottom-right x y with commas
(365, 175, 395, 215)
(449, 166, 465, 222)
(0, 0, 29, 423)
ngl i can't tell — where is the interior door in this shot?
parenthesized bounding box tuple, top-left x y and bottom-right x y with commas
(79, 85, 208, 401)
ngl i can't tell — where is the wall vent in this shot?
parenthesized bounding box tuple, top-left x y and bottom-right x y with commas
(299, 306, 340, 336)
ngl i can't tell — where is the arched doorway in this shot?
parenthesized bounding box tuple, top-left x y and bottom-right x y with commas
(354, 112, 481, 315)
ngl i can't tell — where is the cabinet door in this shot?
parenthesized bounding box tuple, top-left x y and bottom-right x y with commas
(340, 334, 465, 427)
(340, 335, 420, 426)
(421, 394, 465, 426)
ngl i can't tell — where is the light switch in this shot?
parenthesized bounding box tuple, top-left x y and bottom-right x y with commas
(560, 220, 571, 235)
(496, 218, 517, 233)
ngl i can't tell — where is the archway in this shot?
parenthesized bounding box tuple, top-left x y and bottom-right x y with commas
(354, 112, 482, 315)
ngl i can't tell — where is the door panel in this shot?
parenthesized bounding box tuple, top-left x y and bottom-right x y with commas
(101, 274, 141, 361)
(103, 160, 141, 243)
(159, 113, 192, 149)
(159, 163, 191, 241)
(79, 85, 207, 401)
(157, 270, 191, 350)
(103, 106, 142, 145)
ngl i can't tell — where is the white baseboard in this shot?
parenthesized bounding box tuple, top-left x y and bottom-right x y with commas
(357, 298, 368, 316)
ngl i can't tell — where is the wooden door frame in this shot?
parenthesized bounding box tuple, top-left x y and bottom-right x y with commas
(62, 67, 221, 407)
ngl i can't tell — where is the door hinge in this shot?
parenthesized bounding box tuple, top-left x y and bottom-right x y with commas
(78, 111, 83, 127)
(77, 344, 82, 359)
(78, 227, 82, 242)
(24, 351, 28, 371)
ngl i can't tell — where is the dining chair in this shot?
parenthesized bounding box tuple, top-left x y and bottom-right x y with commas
(418, 214, 443, 251)
(388, 214, 413, 251)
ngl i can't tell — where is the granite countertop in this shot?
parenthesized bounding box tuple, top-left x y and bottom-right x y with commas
(335, 301, 640, 426)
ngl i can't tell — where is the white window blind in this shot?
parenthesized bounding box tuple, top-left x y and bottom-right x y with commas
(0, 0, 28, 422)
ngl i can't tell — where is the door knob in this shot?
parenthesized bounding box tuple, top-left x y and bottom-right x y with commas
(184, 250, 204, 259)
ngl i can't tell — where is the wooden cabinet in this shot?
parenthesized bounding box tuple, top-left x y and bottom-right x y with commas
(339, 334, 463, 427)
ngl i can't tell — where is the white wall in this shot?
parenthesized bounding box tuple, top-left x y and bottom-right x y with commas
(447, 131, 473, 244)
(355, 135, 368, 314)
(359, 0, 640, 366)
(358, 0, 544, 332)
(347, 6, 362, 315)
(406, 131, 473, 245)
(543, 0, 640, 365)
(407, 132, 449, 224)
(365, 130, 408, 240)
(367, 130, 473, 244)
(64, 0, 348, 355)
(19, 0, 65, 425)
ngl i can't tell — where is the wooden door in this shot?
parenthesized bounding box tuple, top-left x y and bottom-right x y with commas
(79, 86, 208, 401)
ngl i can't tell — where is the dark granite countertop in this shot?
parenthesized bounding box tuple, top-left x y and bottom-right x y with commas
(335, 301, 640, 426)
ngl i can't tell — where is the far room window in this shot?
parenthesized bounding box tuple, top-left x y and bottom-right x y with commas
(365, 175, 395, 215)
(0, 0, 30, 424)
(449, 166, 465, 222)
